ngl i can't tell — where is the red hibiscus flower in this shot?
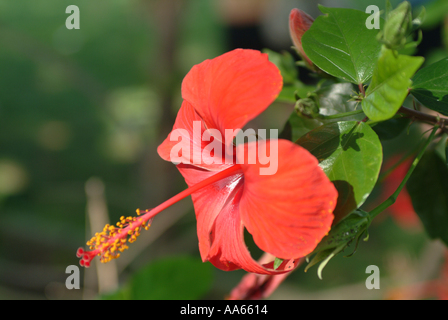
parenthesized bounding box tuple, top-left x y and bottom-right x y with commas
(77, 49, 337, 274)
(289, 8, 315, 70)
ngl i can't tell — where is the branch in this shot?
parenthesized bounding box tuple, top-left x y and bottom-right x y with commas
(398, 106, 448, 134)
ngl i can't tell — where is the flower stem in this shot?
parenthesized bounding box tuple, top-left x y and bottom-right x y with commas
(369, 125, 439, 220)
(358, 83, 366, 96)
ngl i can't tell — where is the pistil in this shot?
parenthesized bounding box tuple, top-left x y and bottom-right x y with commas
(77, 164, 242, 267)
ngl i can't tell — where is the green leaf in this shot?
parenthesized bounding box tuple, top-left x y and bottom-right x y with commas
(371, 117, 411, 140)
(276, 86, 297, 103)
(410, 57, 448, 116)
(305, 209, 371, 279)
(273, 257, 284, 270)
(264, 48, 316, 104)
(313, 83, 364, 120)
(126, 256, 214, 300)
(263, 49, 298, 85)
(407, 150, 448, 247)
(301, 6, 382, 84)
(296, 121, 382, 220)
(276, 82, 315, 103)
(295, 83, 365, 121)
(362, 48, 424, 121)
(280, 112, 323, 142)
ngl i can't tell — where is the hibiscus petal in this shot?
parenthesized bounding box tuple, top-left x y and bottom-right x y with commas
(228, 253, 297, 299)
(206, 187, 300, 274)
(289, 8, 315, 69)
(238, 139, 338, 259)
(181, 49, 282, 143)
(157, 101, 228, 170)
(178, 162, 300, 275)
(177, 164, 243, 260)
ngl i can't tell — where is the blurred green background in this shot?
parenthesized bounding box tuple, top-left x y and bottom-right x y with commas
(0, 0, 447, 300)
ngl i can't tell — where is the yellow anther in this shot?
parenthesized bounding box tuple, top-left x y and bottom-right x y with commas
(85, 209, 153, 264)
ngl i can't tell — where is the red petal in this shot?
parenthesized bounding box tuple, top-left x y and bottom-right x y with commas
(238, 139, 338, 259)
(179, 162, 301, 275)
(157, 101, 229, 170)
(177, 164, 242, 260)
(181, 49, 282, 144)
(206, 187, 300, 274)
(289, 8, 314, 68)
(228, 253, 300, 300)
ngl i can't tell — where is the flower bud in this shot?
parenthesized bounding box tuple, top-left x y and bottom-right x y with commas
(295, 97, 320, 119)
(289, 8, 315, 70)
(378, 1, 413, 50)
